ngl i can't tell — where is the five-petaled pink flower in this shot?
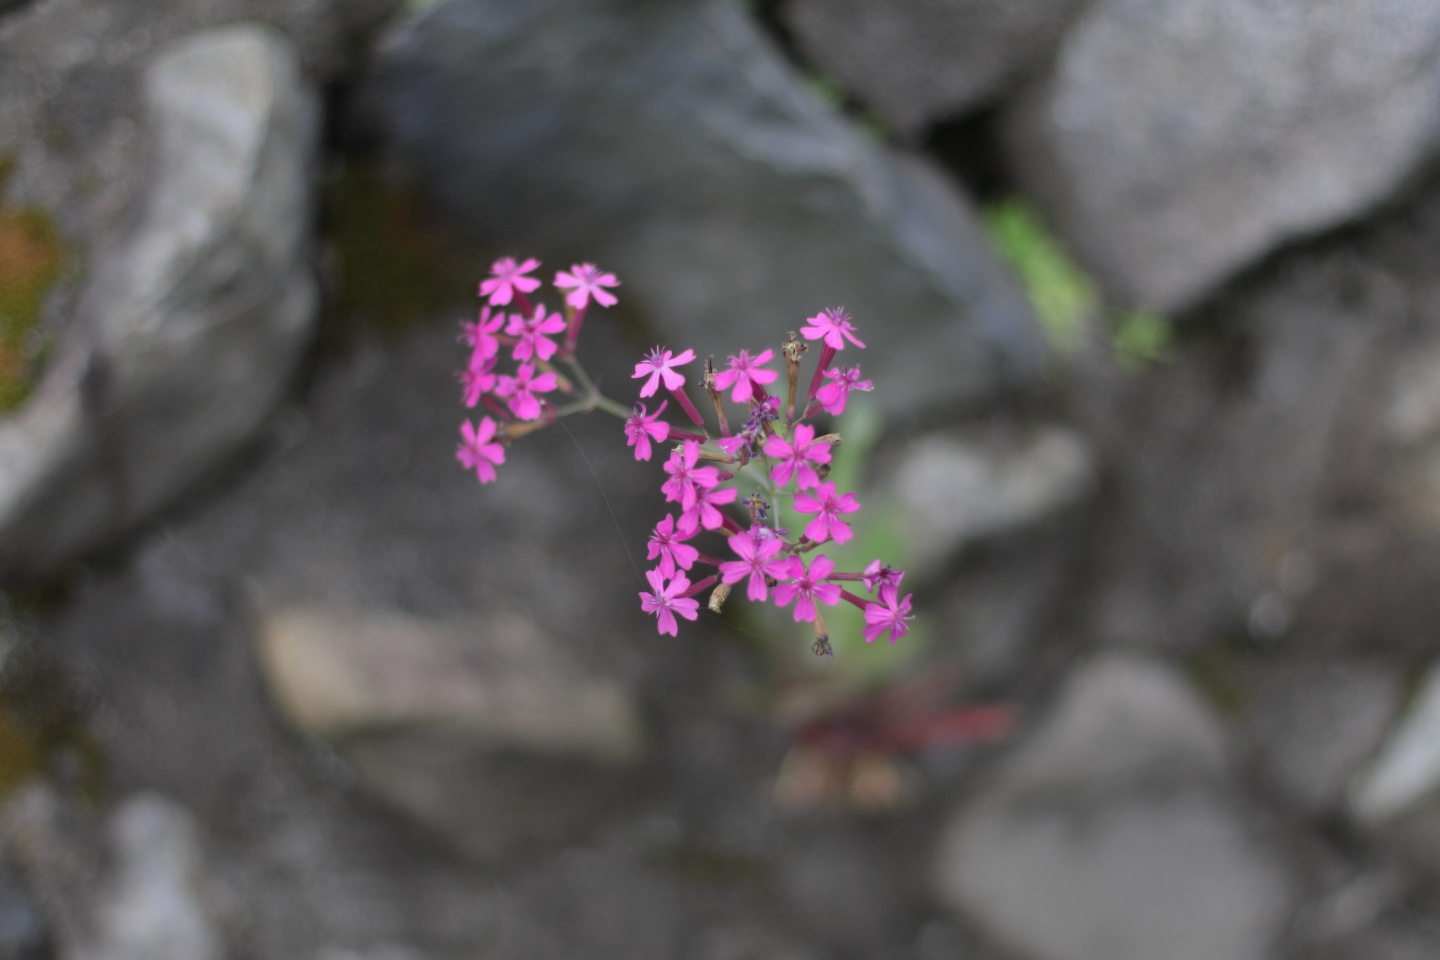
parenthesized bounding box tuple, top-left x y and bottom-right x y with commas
(647, 514, 699, 578)
(456, 417, 505, 483)
(719, 526, 788, 601)
(479, 257, 542, 307)
(494, 362, 557, 421)
(863, 584, 914, 644)
(633, 346, 696, 398)
(459, 307, 506, 364)
(713, 349, 778, 404)
(862, 560, 904, 594)
(459, 356, 498, 408)
(640, 569, 701, 636)
(554, 263, 620, 310)
(800, 307, 865, 350)
(678, 483, 738, 535)
(793, 481, 861, 544)
(762, 423, 832, 490)
(624, 401, 671, 461)
(815, 365, 873, 416)
(661, 440, 720, 510)
(506, 303, 566, 362)
(772, 554, 842, 623)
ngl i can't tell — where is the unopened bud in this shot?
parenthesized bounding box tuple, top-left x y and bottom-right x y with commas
(708, 582, 732, 613)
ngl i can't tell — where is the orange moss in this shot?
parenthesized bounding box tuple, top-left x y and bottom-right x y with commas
(0, 158, 65, 412)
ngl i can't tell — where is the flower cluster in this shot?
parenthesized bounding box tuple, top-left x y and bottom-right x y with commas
(455, 257, 626, 483)
(628, 308, 913, 651)
(456, 256, 913, 654)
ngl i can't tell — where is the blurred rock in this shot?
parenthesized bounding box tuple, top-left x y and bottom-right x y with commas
(0, 853, 49, 960)
(1361, 666, 1440, 818)
(781, 0, 1091, 138)
(359, 0, 1044, 415)
(1240, 657, 1400, 816)
(93, 794, 222, 960)
(1082, 181, 1440, 653)
(0, 25, 318, 581)
(1006, 0, 1440, 311)
(258, 605, 648, 857)
(885, 422, 1096, 576)
(1, 786, 220, 960)
(933, 656, 1295, 960)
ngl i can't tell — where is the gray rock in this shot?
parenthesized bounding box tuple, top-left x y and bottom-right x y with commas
(1006, 0, 1440, 311)
(1080, 180, 1440, 653)
(0, 787, 221, 960)
(360, 0, 1044, 415)
(885, 422, 1096, 576)
(258, 604, 648, 858)
(0, 25, 319, 580)
(1240, 658, 1400, 816)
(1353, 662, 1440, 826)
(92, 794, 222, 960)
(781, 0, 1093, 138)
(933, 656, 1295, 960)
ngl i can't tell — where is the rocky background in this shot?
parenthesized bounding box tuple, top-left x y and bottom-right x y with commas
(3, 0, 1440, 958)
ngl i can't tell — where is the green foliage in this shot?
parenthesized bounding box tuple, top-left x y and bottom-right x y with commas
(1112, 308, 1173, 367)
(984, 199, 1096, 354)
(0, 158, 65, 412)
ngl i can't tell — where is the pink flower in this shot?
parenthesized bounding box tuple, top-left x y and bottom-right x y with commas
(762, 423, 832, 490)
(459, 307, 505, 363)
(799, 308, 865, 350)
(863, 585, 914, 644)
(624, 401, 671, 461)
(456, 417, 505, 483)
(771, 554, 842, 623)
(792, 481, 861, 543)
(459, 357, 498, 408)
(712, 349, 778, 404)
(505, 303, 566, 362)
(814, 365, 873, 416)
(862, 560, 904, 594)
(554, 263, 620, 310)
(633, 346, 696, 398)
(494, 363, 557, 421)
(678, 483, 738, 535)
(661, 440, 720, 510)
(479, 257, 542, 307)
(718, 526, 788, 601)
(647, 514, 698, 578)
(640, 569, 701, 636)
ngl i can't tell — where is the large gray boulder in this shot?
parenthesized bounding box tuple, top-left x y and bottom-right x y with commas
(933, 656, 1296, 960)
(0, 26, 319, 580)
(360, 0, 1044, 415)
(781, 0, 1093, 138)
(1006, 0, 1440, 311)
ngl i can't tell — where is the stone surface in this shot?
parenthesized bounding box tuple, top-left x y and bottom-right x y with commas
(359, 0, 1045, 416)
(1006, 0, 1440, 311)
(1240, 657, 1400, 816)
(258, 604, 648, 857)
(0, 25, 319, 581)
(933, 656, 1295, 960)
(93, 794, 222, 960)
(1357, 662, 1440, 820)
(782, 0, 1092, 138)
(884, 422, 1096, 576)
(1081, 176, 1440, 653)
